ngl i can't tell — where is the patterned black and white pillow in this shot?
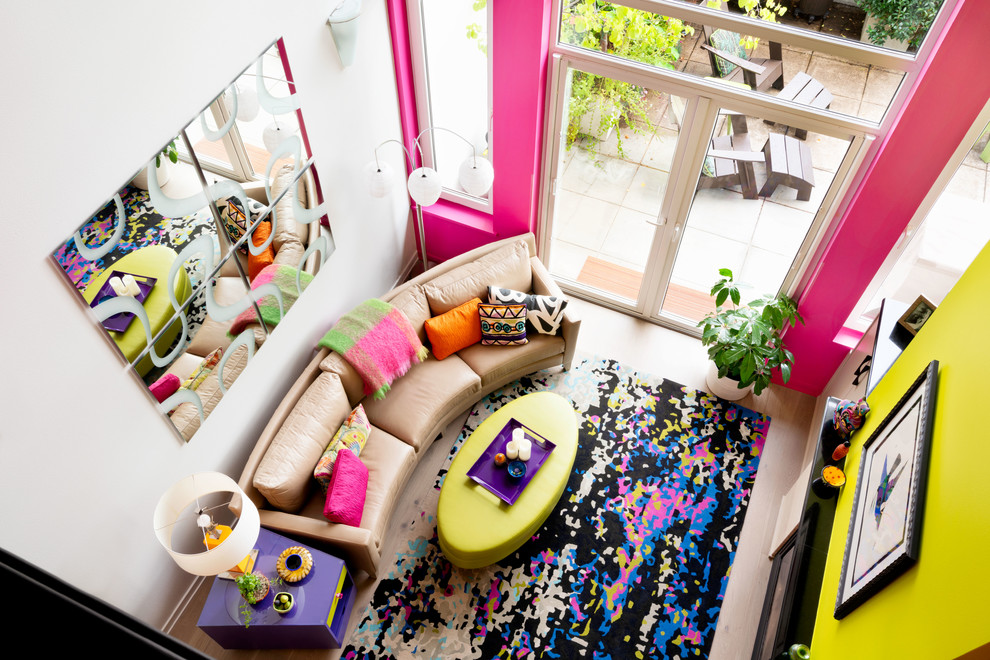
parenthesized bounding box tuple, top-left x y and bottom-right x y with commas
(488, 286, 568, 335)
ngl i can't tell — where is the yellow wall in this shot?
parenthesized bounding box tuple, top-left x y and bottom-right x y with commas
(811, 243, 990, 657)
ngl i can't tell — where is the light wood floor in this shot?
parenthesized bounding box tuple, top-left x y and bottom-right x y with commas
(166, 298, 818, 659)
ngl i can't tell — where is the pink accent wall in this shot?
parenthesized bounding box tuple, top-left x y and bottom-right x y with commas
(784, 0, 990, 395)
(386, 0, 552, 262)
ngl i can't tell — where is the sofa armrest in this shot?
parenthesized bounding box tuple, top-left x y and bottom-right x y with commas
(258, 509, 381, 578)
(530, 256, 581, 371)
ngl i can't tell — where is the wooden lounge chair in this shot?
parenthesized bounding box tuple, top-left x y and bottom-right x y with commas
(701, 25, 784, 93)
(697, 113, 764, 200)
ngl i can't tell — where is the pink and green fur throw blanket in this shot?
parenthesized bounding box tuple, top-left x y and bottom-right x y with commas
(318, 299, 429, 400)
(228, 264, 314, 338)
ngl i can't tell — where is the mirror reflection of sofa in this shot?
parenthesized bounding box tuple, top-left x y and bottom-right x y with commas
(164, 164, 324, 441)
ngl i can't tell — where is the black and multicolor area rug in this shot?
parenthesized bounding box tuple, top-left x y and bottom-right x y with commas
(343, 357, 771, 659)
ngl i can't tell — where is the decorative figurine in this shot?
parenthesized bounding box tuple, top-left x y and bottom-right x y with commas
(834, 398, 870, 439)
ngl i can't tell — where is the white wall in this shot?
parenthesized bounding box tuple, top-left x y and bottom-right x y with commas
(0, 0, 413, 628)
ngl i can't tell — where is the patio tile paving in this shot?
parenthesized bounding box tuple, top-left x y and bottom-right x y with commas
(601, 206, 658, 268)
(687, 189, 762, 243)
(751, 202, 815, 256)
(624, 166, 669, 216)
(673, 227, 749, 289)
(585, 158, 639, 205)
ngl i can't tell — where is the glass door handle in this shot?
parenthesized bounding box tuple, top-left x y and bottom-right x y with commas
(646, 218, 665, 228)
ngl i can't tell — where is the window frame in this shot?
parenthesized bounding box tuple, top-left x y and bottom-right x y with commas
(538, 0, 959, 331)
(405, 0, 495, 214)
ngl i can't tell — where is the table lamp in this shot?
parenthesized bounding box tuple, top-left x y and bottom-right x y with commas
(154, 472, 260, 578)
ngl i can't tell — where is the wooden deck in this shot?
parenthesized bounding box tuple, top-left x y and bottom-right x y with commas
(576, 256, 716, 322)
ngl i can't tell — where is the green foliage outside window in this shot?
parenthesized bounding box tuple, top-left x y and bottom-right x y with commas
(561, 1, 688, 158)
(857, 0, 943, 49)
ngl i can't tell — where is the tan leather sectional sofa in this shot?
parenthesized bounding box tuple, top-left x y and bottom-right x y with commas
(166, 165, 323, 441)
(236, 233, 580, 577)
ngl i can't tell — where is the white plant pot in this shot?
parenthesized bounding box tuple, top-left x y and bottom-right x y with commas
(130, 158, 173, 190)
(706, 362, 755, 401)
(860, 13, 910, 52)
(577, 100, 620, 142)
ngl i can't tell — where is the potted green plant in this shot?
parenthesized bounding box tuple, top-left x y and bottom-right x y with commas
(235, 572, 270, 627)
(857, 0, 943, 50)
(131, 138, 180, 189)
(560, 1, 687, 160)
(697, 268, 804, 399)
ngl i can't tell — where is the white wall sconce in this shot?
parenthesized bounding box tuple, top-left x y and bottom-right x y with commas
(327, 0, 363, 68)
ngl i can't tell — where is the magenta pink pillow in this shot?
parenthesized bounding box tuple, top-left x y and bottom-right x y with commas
(150, 373, 180, 403)
(322, 448, 368, 526)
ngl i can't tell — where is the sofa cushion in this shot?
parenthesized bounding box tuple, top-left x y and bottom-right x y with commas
(424, 297, 482, 360)
(488, 286, 569, 335)
(296, 425, 415, 550)
(387, 284, 431, 344)
(254, 372, 352, 511)
(185, 276, 250, 357)
(423, 240, 532, 315)
(319, 351, 366, 408)
(361, 354, 482, 453)
(271, 163, 309, 250)
(458, 333, 564, 387)
(322, 448, 368, 527)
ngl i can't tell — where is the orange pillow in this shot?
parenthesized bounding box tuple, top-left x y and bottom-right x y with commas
(248, 221, 276, 281)
(424, 297, 483, 360)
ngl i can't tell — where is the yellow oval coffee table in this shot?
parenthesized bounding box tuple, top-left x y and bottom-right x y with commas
(438, 392, 578, 569)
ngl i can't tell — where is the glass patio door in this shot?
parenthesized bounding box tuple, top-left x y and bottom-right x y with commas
(543, 61, 697, 311)
(541, 57, 864, 332)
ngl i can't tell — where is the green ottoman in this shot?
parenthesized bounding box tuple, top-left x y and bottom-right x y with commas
(438, 392, 578, 569)
(83, 245, 192, 377)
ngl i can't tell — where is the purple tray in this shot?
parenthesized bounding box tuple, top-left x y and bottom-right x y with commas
(467, 418, 556, 505)
(90, 271, 157, 333)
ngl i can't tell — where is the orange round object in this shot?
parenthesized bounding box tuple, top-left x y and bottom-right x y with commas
(494, 453, 507, 466)
(822, 465, 846, 487)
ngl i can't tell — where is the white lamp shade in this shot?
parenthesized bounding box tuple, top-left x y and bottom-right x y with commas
(365, 160, 395, 198)
(458, 156, 494, 197)
(153, 472, 260, 576)
(263, 122, 291, 153)
(223, 83, 260, 122)
(407, 167, 442, 206)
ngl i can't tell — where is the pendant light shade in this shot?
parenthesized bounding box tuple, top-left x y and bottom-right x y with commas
(263, 122, 290, 153)
(223, 83, 260, 122)
(458, 155, 494, 197)
(407, 167, 442, 206)
(365, 160, 395, 198)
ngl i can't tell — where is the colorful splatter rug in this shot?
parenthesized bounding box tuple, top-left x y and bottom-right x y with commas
(344, 357, 770, 659)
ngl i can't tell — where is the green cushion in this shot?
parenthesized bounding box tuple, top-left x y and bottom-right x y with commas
(709, 29, 746, 77)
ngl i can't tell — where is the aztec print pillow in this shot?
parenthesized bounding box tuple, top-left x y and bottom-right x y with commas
(479, 303, 527, 347)
(313, 404, 371, 494)
(218, 196, 267, 254)
(488, 286, 568, 335)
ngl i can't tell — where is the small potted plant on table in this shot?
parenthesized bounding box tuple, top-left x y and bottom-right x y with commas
(235, 572, 270, 627)
(697, 268, 804, 400)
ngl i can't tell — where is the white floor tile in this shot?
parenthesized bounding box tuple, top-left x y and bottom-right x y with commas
(600, 207, 659, 268)
(686, 189, 762, 243)
(751, 202, 815, 256)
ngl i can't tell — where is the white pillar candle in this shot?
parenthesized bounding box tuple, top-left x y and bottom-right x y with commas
(109, 276, 127, 296)
(518, 440, 532, 462)
(122, 274, 141, 296)
(505, 440, 519, 460)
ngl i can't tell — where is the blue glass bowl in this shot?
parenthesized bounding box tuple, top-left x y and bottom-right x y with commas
(506, 460, 527, 479)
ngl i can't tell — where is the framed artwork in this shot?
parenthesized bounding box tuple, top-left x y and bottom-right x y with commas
(897, 295, 936, 336)
(834, 360, 938, 619)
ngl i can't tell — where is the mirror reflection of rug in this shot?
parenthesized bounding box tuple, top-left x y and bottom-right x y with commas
(53, 187, 220, 340)
(343, 356, 771, 659)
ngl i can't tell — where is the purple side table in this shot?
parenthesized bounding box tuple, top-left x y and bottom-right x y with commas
(197, 528, 356, 649)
